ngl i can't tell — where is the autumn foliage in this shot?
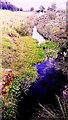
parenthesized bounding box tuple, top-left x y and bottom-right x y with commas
(1, 69, 14, 96)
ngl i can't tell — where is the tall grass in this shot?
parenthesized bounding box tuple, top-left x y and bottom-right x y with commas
(31, 95, 68, 120)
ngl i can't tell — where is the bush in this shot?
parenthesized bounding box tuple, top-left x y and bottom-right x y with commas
(15, 22, 33, 36)
(40, 40, 59, 58)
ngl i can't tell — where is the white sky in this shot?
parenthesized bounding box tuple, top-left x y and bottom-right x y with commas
(7, 0, 67, 10)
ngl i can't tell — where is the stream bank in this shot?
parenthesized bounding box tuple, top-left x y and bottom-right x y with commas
(17, 57, 67, 120)
(16, 26, 68, 120)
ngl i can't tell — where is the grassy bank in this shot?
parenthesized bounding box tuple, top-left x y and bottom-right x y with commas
(1, 11, 45, 119)
(1, 10, 63, 120)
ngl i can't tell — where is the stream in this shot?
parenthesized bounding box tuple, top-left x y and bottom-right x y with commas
(17, 26, 67, 120)
(32, 26, 45, 45)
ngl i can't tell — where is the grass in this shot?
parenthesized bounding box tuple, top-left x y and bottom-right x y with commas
(2, 31, 45, 120)
(2, 36, 45, 76)
(0, 10, 44, 119)
(40, 40, 59, 58)
(32, 95, 68, 120)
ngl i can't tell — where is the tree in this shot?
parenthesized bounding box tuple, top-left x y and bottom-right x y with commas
(39, 5, 45, 12)
(47, 6, 52, 11)
(19, 7, 23, 11)
(30, 7, 34, 11)
(51, 2, 56, 11)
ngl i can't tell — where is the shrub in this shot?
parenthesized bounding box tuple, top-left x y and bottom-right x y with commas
(40, 40, 59, 58)
(15, 22, 33, 36)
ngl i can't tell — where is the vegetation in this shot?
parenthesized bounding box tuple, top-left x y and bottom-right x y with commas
(1, 10, 45, 119)
(15, 22, 33, 36)
(39, 5, 45, 12)
(2, 36, 45, 76)
(0, 0, 23, 11)
(0, 9, 67, 120)
(2, 33, 45, 119)
(31, 95, 68, 120)
(36, 9, 66, 44)
(57, 41, 68, 76)
(30, 7, 34, 11)
(40, 40, 59, 58)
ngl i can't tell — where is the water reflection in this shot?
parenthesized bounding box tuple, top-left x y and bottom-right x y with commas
(32, 26, 45, 45)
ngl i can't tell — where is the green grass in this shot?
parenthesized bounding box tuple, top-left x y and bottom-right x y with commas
(2, 35, 45, 120)
(1, 11, 45, 119)
(40, 40, 59, 58)
(40, 40, 57, 49)
(2, 36, 45, 76)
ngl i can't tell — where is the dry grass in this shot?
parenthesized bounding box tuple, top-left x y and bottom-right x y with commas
(0, 10, 38, 34)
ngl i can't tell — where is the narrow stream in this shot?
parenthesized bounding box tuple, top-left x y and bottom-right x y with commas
(17, 27, 67, 120)
(17, 58, 66, 120)
(32, 26, 45, 45)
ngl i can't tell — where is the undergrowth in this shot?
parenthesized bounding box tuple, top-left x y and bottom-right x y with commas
(40, 40, 59, 58)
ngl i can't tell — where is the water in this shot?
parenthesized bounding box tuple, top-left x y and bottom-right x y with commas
(28, 58, 66, 101)
(32, 26, 45, 45)
(17, 28, 67, 119)
(17, 58, 67, 120)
